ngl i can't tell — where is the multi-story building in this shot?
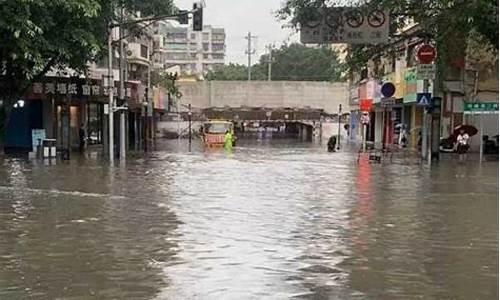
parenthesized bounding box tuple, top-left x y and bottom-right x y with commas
(153, 21, 226, 78)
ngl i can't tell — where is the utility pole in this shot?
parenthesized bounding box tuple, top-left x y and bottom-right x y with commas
(119, 6, 126, 161)
(188, 103, 192, 151)
(245, 32, 257, 81)
(107, 24, 115, 164)
(266, 44, 273, 81)
(337, 104, 342, 151)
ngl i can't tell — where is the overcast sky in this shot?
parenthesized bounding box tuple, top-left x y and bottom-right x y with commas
(175, 0, 299, 65)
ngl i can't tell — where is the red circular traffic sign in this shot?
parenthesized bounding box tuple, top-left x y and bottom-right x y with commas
(417, 44, 437, 64)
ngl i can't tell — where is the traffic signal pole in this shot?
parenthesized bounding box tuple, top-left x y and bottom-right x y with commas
(105, 8, 196, 162)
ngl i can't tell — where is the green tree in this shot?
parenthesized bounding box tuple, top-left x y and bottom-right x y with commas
(206, 43, 343, 81)
(0, 0, 175, 144)
(205, 63, 249, 81)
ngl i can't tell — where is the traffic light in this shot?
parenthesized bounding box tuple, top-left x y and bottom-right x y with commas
(192, 3, 203, 31)
(177, 10, 188, 25)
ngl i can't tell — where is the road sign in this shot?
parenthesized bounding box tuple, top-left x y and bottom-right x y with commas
(417, 64, 436, 80)
(381, 97, 395, 108)
(416, 44, 437, 64)
(300, 7, 389, 44)
(381, 82, 396, 98)
(464, 102, 499, 114)
(417, 93, 432, 106)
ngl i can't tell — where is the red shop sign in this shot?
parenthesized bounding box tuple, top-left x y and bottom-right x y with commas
(359, 99, 373, 111)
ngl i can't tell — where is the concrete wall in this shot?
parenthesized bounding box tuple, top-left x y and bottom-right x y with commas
(178, 81, 349, 114)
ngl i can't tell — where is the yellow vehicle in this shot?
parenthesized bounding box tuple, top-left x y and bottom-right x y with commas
(201, 120, 235, 148)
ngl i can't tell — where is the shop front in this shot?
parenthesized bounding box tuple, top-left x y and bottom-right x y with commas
(15, 77, 140, 157)
(401, 68, 434, 149)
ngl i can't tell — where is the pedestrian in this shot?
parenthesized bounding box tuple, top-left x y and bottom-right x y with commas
(455, 129, 470, 161)
(224, 130, 233, 151)
(327, 135, 337, 152)
(79, 125, 86, 153)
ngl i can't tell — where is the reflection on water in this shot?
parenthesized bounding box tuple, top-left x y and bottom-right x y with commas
(0, 139, 498, 299)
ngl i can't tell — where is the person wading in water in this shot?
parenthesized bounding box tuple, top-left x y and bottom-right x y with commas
(456, 129, 470, 162)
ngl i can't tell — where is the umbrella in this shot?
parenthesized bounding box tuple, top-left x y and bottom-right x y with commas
(453, 124, 478, 137)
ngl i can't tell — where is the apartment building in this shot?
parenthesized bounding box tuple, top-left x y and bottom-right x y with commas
(153, 21, 226, 78)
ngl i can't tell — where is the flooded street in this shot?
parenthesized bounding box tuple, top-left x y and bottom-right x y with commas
(0, 139, 498, 299)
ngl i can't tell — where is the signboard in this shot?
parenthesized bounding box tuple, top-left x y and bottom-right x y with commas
(416, 44, 437, 64)
(31, 129, 46, 152)
(381, 82, 395, 98)
(403, 68, 417, 103)
(381, 97, 395, 108)
(417, 64, 436, 80)
(359, 99, 373, 111)
(300, 7, 389, 44)
(464, 102, 499, 114)
(416, 93, 432, 106)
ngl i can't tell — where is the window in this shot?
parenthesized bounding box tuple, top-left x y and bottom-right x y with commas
(140, 45, 148, 58)
(191, 33, 196, 39)
(203, 54, 209, 59)
(191, 53, 197, 59)
(212, 34, 225, 41)
(165, 43, 187, 50)
(212, 44, 224, 52)
(203, 33, 209, 41)
(203, 43, 209, 51)
(167, 32, 187, 40)
(212, 54, 224, 60)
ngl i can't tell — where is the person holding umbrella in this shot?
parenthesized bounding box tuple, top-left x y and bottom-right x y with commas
(454, 125, 477, 161)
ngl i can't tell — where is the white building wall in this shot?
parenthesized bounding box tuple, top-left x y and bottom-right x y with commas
(178, 81, 349, 114)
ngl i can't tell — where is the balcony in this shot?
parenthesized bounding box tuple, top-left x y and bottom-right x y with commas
(126, 42, 151, 67)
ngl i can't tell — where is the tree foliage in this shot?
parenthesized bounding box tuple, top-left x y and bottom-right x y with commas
(205, 63, 249, 81)
(206, 43, 343, 81)
(0, 0, 175, 123)
(277, 0, 498, 78)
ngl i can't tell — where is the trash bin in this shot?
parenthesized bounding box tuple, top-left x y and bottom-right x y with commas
(42, 139, 57, 158)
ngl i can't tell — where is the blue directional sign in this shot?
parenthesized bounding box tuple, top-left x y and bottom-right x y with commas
(417, 93, 432, 106)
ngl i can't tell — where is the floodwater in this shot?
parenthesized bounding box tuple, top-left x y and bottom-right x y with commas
(0, 139, 498, 299)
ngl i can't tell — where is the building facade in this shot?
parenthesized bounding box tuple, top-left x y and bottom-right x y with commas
(153, 21, 226, 78)
(349, 23, 499, 153)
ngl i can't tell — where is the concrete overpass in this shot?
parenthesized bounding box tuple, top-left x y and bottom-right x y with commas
(178, 80, 349, 115)
(159, 81, 350, 140)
